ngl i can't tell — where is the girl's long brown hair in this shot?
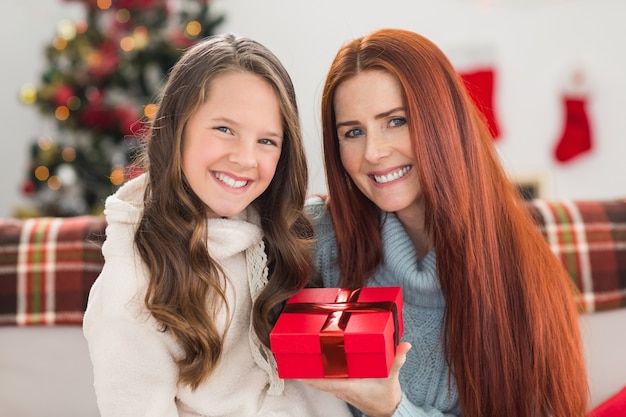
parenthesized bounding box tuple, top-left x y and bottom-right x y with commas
(321, 28, 588, 417)
(134, 33, 313, 389)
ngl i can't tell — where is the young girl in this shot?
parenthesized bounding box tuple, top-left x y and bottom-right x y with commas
(304, 28, 589, 417)
(83, 33, 351, 417)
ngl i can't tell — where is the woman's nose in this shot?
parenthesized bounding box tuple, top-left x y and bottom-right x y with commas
(364, 131, 391, 163)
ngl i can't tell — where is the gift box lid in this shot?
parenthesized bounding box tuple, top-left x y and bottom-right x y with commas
(343, 312, 397, 353)
(270, 287, 403, 354)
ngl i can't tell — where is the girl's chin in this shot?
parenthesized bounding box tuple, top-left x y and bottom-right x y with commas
(205, 205, 245, 219)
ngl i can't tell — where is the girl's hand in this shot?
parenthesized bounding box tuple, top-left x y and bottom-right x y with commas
(301, 342, 411, 417)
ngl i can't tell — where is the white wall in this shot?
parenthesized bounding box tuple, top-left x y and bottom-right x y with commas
(2, 0, 625, 217)
(1, 1, 83, 217)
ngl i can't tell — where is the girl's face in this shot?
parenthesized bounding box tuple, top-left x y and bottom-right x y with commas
(182, 71, 283, 218)
(334, 70, 424, 219)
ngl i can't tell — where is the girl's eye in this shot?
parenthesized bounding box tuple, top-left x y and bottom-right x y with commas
(390, 117, 406, 127)
(216, 126, 232, 134)
(258, 138, 279, 147)
(345, 128, 364, 138)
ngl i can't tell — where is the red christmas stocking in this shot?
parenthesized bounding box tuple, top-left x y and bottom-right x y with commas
(554, 96, 592, 163)
(460, 68, 501, 140)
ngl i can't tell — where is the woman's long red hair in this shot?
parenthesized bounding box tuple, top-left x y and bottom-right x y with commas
(321, 28, 588, 417)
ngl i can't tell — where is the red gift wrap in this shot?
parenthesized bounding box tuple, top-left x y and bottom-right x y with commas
(269, 287, 404, 379)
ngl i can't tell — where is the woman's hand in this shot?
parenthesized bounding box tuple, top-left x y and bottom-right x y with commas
(301, 342, 411, 417)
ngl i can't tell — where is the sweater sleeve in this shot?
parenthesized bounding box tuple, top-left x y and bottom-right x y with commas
(83, 225, 181, 417)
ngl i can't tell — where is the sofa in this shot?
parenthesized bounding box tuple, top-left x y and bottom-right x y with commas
(1, 198, 625, 417)
(0, 215, 105, 417)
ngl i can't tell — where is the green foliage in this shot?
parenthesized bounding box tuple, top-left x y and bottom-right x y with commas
(21, 0, 224, 216)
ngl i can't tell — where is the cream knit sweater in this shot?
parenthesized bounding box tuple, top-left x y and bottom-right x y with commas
(83, 175, 351, 417)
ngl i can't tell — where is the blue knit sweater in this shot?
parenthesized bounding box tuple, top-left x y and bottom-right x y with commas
(306, 198, 461, 417)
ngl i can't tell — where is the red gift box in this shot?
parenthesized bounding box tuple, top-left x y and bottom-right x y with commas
(269, 287, 403, 379)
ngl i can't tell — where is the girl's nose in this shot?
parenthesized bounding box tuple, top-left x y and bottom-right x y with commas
(229, 140, 258, 169)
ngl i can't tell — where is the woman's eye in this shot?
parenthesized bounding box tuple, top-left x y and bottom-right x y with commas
(345, 128, 364, 138)
(390, 117, 406, 127)
(216, 126, 232, 134)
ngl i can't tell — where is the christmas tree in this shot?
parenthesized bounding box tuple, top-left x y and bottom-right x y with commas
(19, 0, 224, 217)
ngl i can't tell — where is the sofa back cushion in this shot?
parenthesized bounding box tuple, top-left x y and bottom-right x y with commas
(0, 216, 106, 326)
(525, 199, 626, 313)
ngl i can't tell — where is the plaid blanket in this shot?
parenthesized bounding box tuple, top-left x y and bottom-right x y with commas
(0, 216, 106, 326)
(526, 199, 626, 313)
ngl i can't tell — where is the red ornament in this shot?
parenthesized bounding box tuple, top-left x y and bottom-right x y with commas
(79, 105, 115, 130)
(85, 87, 103, 106)
(53, 85, 75, 107)
(87, 41, 119, 80)
(114, 105, 141, 136)
(115, 0, 166, 10)
(21, 180, 36, 196)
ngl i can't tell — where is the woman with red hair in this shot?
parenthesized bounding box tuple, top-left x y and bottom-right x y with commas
(304, 28, 589, 417)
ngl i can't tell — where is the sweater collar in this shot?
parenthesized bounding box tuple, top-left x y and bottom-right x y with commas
(206, 208, 263, 261)
(379, 213, 446, 308)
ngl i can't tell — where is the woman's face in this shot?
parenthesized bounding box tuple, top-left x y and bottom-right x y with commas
(334, 69, 424, 219)
(182, 71, 283, 218)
